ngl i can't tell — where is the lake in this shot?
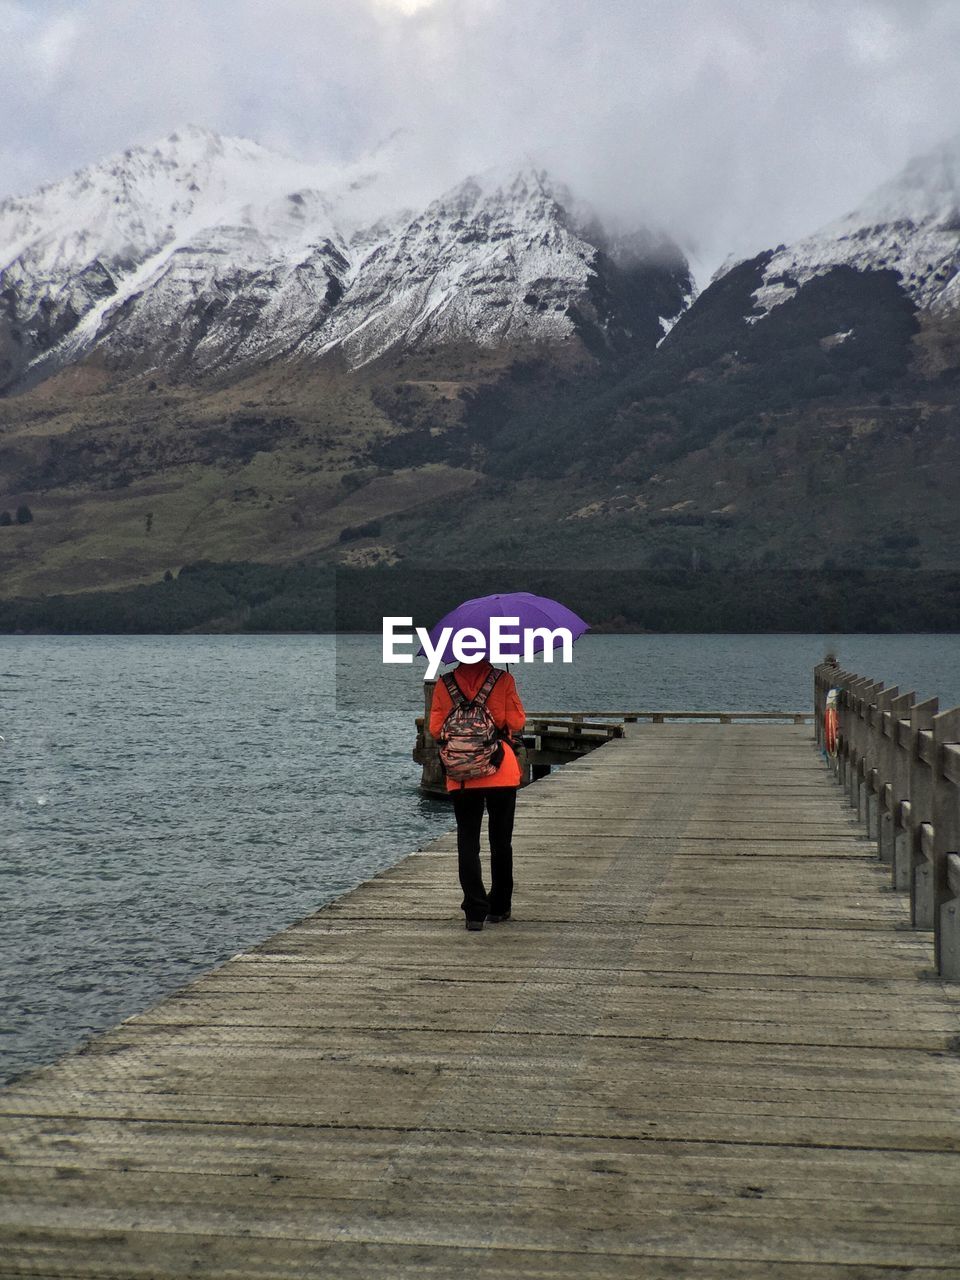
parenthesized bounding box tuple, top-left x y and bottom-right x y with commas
(2, 631, 959, 1084)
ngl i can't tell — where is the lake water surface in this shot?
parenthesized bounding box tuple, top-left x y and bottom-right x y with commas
(2, 631, 959, 1084)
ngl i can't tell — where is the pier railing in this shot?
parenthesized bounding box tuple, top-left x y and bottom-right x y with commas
(526, 711, 812, 724)
(814, 660, 960, 980)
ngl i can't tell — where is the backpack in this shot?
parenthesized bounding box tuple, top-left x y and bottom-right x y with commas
(437, 667, 504, 782)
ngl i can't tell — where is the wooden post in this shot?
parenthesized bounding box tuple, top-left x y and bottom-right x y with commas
(875, 687, 899, 863)
(423, 678, 436, 726)
(845, 678, 868, 809)
(834, 670, 853, 787)
(813, 664, 822, 747)
(840, 669, 858, 788)
(942, 851, 960, 981)
(814, 664, 824, 747)
(414, 679, 447, 794)
(867, 686, 897, 846)
(854, 677, 875, 814)
(851, 679, 876, 820)
(859, 682, 883, 831)
(888, 692, 916, 887)
(841, 677, 856, 799)
(932, 709, 960, 976)
(908, 697, 939, 929)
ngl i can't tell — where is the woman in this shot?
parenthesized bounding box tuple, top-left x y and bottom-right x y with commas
(429, 657, 526, 931)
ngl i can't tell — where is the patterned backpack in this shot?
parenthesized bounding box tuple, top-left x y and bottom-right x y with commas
(437, 667, 504, 782)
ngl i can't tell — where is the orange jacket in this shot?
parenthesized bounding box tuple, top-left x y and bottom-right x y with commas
(428, 661, 526, 791)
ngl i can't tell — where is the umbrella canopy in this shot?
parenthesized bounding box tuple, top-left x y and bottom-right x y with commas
(417, 591, 589, 668)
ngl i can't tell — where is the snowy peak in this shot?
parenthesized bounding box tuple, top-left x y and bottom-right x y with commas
(0, 129, 693, 389)
(0, 126, 351, 388)
(434, 162, 571, 222)
(0, 125, 326, 273)
(300, 162, 597, 367)
(300, 160, 691, 368)
(748, 137, 960, 319)
(851, 135, 960, 228)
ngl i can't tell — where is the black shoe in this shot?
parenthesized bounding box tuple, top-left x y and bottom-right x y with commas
(465, 918, 484, 931)
(486, 911, 511, 923)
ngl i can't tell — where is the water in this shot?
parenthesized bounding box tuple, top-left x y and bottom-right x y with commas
(2, 631, 959, 1085)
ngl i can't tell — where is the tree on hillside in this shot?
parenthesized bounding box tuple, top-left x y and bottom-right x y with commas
(0, 511, 11, 526)
(15, 505, 33, 524)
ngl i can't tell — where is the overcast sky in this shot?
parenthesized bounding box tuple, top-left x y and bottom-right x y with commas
(2, 0, 960, 279)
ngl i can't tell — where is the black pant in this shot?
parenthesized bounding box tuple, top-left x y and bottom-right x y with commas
(452, 786, 517, 921)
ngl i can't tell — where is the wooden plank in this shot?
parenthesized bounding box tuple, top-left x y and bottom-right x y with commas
(3, 723, 960, 1278)
(0, 1233, 952, 1280)
(1, 1197, 959, 1267)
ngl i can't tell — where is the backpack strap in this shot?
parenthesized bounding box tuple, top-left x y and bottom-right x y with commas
(441, 667, 501, 710)
(441, 671, 467, 708)
(473, 667, 502, 709)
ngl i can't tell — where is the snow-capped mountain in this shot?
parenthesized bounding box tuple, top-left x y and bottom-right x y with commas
(301, 166, 692, 367)
(0, 128, 693, 390)
(747, 137, 960, 319)
(0, 126, 357, 386)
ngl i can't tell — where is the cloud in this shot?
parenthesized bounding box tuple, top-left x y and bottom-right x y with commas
(2, 0, 960, 280)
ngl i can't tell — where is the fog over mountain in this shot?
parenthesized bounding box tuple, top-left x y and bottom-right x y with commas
(2, 0, 960, 286)
(0, 127, 695, 389)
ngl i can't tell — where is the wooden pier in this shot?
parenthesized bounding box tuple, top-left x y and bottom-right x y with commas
(3, 710, 960, 1276)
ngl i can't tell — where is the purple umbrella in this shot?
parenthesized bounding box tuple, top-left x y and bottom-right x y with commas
(417, 591, 589, 667)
